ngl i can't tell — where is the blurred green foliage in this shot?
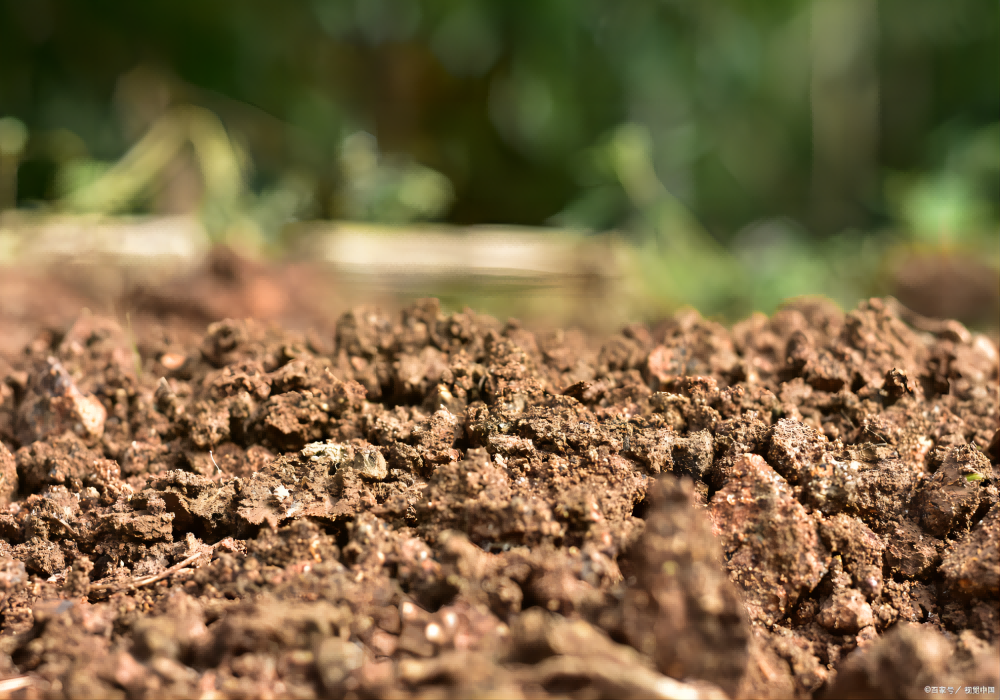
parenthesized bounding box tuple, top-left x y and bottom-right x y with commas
(1, 0, 997, 318)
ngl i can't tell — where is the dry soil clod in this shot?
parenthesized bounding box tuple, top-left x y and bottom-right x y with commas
(0, 295, 996, 699)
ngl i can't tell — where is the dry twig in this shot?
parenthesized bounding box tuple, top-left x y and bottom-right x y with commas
(0, 676, 34, 696)
(91, 549, 209, 593)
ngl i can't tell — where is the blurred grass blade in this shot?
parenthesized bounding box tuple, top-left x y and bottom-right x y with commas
(60, 106, 244, 230)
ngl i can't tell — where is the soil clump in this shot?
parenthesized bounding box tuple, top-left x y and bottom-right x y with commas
(0, 291, 997, 699)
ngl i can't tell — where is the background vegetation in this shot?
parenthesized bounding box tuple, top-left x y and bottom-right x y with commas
(1, 0, 997, 323)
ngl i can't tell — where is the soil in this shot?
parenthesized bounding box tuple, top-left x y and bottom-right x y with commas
(0, 249, 998, 699)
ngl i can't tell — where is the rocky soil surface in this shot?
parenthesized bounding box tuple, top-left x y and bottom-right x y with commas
(0, 293, 997, 699)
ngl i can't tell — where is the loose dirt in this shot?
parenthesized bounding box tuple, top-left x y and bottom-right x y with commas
(0, 264, 997, 698)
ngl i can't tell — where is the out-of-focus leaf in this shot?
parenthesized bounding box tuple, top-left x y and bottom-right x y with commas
(432, 3, 501, 77)
(337, 131, 454, 224)
(0, 117, 28, 156)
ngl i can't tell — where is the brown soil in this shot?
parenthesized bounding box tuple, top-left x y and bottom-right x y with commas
(0, 251, 998, 699)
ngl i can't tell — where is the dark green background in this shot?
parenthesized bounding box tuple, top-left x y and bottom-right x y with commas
(3, 0, 996, 233)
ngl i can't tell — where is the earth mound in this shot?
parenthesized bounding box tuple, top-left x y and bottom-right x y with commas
(0, 296, 996, 699)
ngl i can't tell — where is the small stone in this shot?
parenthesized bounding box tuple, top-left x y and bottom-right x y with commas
(817, 588, 874, 633)
(353, 444, 388, 481)
(301, 440, 349, 465)
(16, 357, 107, 446)
(159, 352, 187, 370)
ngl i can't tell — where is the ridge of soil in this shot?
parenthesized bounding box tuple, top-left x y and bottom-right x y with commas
(0, 280, 997, 698)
